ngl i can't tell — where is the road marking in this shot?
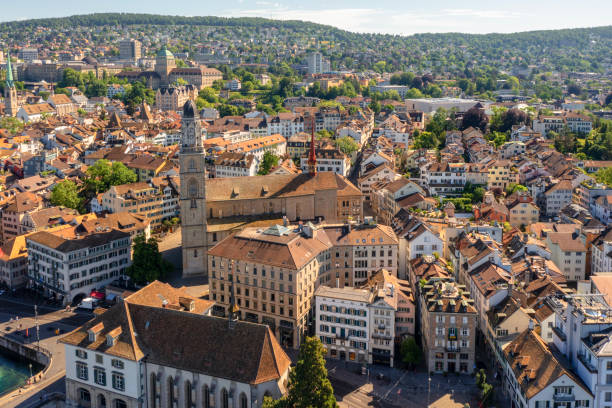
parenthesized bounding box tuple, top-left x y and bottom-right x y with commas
(382, 371, 408, 401)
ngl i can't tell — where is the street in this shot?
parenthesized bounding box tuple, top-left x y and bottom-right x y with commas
(0, 293, 93, 407)
(327, 360, 480, 408)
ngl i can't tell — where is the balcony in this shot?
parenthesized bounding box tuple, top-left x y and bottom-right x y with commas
(371, 332, 393, 340)
(577, 353, 597, 373)
(553, 394, 575, 402)
(552, 326, 566, 342)
(445, 346, 460, 352)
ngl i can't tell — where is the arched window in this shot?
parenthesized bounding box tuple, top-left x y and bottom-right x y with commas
(185, 381, 193, 407)
(167, 377, 175, 407)
(189, 179, 198, 197)
(221, 388, 229, 408)
(77, 388, 91, 407)
(240, 392, 248, 408)
(202, 385, 210, 408)
(113, 399, 127, 408)
(97, 394, 106, 408)
(150, 374, 157, 408)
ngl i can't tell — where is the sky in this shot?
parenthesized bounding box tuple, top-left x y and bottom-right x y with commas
(1, 0, 611, 35)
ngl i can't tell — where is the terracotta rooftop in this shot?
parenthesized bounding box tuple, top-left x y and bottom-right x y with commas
(61, 281, 290, 385)
(504, 329, 591, 399)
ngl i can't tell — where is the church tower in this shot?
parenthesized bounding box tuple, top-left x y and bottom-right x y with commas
(4, 52, 18, 117)
(155, 46, 176, 86)
(179, 100, 208, 276)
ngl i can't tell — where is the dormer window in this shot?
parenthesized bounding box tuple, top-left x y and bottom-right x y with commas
(88, 322, 104, 343)
(106, 327, 122, 347)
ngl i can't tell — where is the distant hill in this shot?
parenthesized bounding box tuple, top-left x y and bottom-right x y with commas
(2, 13, 611, 73)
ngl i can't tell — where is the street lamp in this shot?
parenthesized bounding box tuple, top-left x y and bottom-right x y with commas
(427, 376, 431, 407)
(29, 363, 32, 382)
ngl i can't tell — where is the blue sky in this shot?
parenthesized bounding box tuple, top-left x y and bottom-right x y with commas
(1, 0, 611, 35)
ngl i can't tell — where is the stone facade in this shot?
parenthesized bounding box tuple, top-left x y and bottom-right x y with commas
(179, 101, 208, 276)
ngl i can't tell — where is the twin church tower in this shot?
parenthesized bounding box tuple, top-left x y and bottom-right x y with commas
(179, 100, 208, 276)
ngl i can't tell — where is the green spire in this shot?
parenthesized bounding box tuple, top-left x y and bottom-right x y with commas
(5, 50, 14, 88)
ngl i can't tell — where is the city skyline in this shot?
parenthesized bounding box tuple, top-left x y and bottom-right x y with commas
(1, 0, 611, 35)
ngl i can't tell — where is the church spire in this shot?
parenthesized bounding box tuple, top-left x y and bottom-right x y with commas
(5, 51, 14, 88)
(307, 115, 317, 175)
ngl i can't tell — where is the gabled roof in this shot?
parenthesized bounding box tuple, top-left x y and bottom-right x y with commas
(504, 330, 591, 400)
(61, 281, 291, 384)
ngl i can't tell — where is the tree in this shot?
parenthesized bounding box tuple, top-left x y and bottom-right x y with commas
(285, 337, 336, 408)
(413, 131, 437, 149)
(595, 167, 612, 187)
(400, 337, 422, 368)
(501, 108, 528, 132)
(0, 116, 24, 135)
(475, 369, 487, 389)
(463, 182, 485, 204)
(85, 79, 107, 97)
(122, 80, 155, 108)
(553, 128, 576, 154)
(461, 106, 488, 132)
(84, 159, 137, 196)
(605, 93, 612, 107)
(490, 131, 507, 148)
(567, 83, 582, 96)
(50, 180, 83, 212)
(476, 369, 494, 407)
(257, 151, 279, 175)
(335, 136, 359, 156)
(506, 183, 528, 195)
(125, 234, 173, 285)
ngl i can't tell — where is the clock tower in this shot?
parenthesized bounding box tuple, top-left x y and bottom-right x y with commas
(179, 100, 208, 276)
(4, 51, 18, 117)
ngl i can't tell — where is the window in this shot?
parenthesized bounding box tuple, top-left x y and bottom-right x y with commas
(222, 388, 229, 408)
(607, 361, 612, 370)
(112, 372, 125, 391)
(75, 349, 87, 359)
(96, 354, 103, 364)
(94, 367, 106, 386)
(203, 385, 211, 408)
(111, 359, 124, 369)
(114, 400, 127, 408)
(76, 362, 88, 381)
(240, 393, 248, 408)
(78, 388, 91, 403)
(607, 374, 612, 385)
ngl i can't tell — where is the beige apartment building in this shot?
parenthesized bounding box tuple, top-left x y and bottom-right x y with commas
(321, 222, 398, 287)
(155, 84, 197, 112)
(208, 220, 399, 349)
(487, 160, 518, 191)
(1, 192, 43, 243)
(419, 277, 477, 374)
(545, 231, 587, 281)
(208, 224, 329, 348)
(100, 179, 178, 227)
(506, 192, 540, 228)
